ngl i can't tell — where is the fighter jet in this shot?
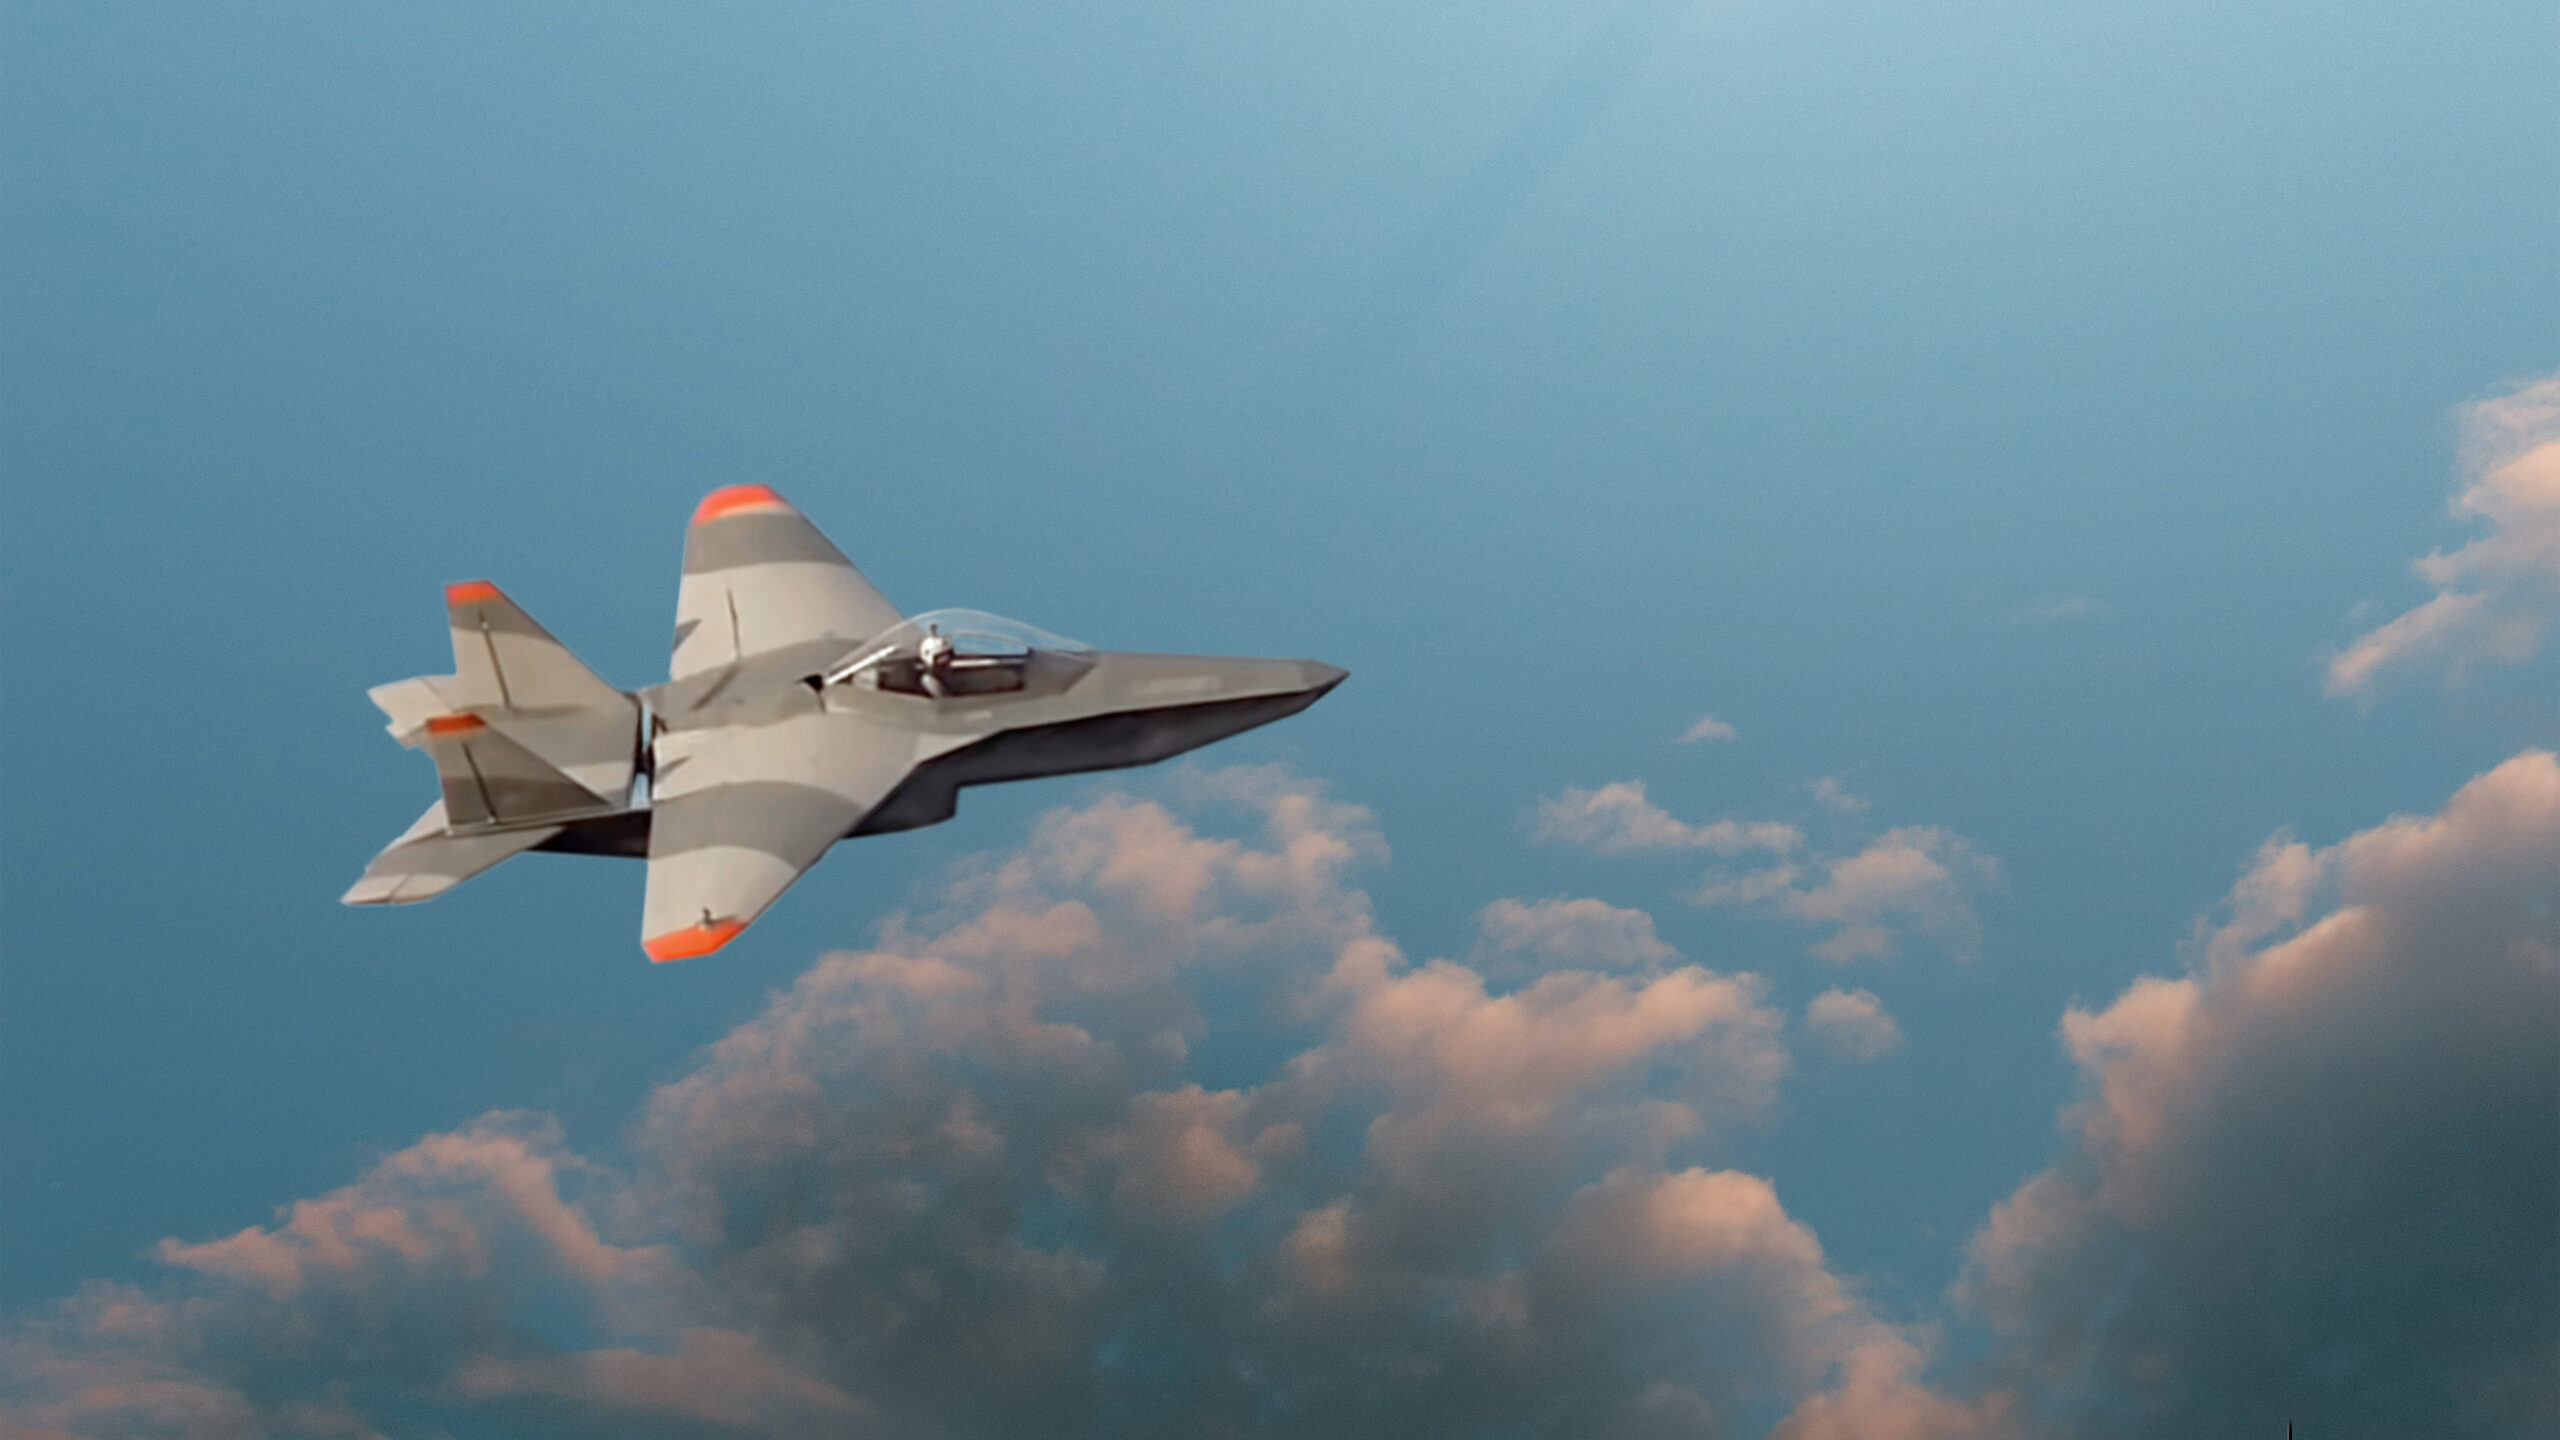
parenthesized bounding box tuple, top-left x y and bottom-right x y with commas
(345, 486, 1345, 960)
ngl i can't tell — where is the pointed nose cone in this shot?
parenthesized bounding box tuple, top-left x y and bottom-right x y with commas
(1302, 661, 1350, 695)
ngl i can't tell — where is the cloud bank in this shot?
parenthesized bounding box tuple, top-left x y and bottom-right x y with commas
(2329, 371, 2560, 697)
(11, 751, 2549, 1438)
(3, 772, 1994, 1440)
(1964, 750, 2560, 1436)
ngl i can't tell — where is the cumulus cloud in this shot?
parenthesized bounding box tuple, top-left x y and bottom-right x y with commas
(457, 1328, 866, 1430)
(1471, 895, 1679, 981)
(1811, 777, 1868, 814)
(1756, 827, 2002, 964)
(1531, 781, 1802, 855)
(1805, 988, 1901, 1061)
(0, 1114, 812, 1440)
(1309, 938, 1788, 1206)
(1693, 829, 2000, 964)
(3, 772, 1986, 1440)
(1677, 713, 1739, 743)
(1533, 783, 1998, 964)
(1540, 1168, 2011, 1440)
(2328, 371, 2560, 697)
(37, 747, 2536, 1438)
(1962, 750, 2560, 1437)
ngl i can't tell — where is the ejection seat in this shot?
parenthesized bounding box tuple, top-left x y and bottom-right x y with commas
(818, 609, 1096, 702)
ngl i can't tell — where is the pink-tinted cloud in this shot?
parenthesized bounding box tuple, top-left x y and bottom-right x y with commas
(1962, 750, 2560, 1436)
(1306, 936, 1789, 1208)
(455, 1328, 863, 1431)
(1695, 827, 2000, 964)
(1471, 895, 1678, 979)
(1530, 781, 1803, 855)
(1533, 781, 1997, 964)
(154, 1116, 667, 1305)
(1535, 1168, 2014, 1440)
(0, 1115, 721, 1440)
(2329, 371, 2560, 697)
(1805, 988, 1901, 1061)
(1778, 827, 2001, 964)
(4, 773, 1992, 1439)
(1676, 713, 1739, 743)
(1090, 1083, 1274, 1222)
(1811, 777, 1868, 814)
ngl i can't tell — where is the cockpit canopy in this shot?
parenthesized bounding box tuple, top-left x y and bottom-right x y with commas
(822, 609, 1095, 699)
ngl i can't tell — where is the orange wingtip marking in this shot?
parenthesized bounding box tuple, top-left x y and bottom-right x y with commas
(691, 484, 794, 525)
(445, 580, 505, 606)
(424, 714, 487, 736)
(644, 918, 747, 962)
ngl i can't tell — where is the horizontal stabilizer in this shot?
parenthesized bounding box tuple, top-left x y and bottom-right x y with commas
(425, 713, 617, 828)
(342, 803, 561, 905)
(350, 583, 646, 909)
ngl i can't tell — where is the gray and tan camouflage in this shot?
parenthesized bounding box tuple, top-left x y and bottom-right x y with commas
(346, 485, 1345, 960)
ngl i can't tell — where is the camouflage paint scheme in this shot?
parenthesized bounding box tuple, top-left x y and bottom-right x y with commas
(345, 487, 1345, 961)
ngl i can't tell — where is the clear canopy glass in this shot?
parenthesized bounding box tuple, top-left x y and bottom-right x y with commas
(822, 609, 1093, 698)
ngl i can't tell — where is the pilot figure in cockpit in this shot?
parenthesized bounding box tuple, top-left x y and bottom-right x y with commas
(917, 623, 954, 698)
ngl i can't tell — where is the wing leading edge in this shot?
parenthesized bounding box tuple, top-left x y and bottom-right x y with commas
(671, 485, 903, 682)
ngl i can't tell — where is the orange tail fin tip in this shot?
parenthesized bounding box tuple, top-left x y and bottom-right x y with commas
(445, 579, 505, 606)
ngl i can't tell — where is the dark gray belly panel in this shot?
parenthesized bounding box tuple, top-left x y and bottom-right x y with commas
(853, 687, 1334, 837)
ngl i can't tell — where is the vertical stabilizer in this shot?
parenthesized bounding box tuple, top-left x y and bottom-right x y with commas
(445, 580, 625, 712)
(364, 581, 642, 802)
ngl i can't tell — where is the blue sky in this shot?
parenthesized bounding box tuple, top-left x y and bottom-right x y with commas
(3, 3, 2554, 1436)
